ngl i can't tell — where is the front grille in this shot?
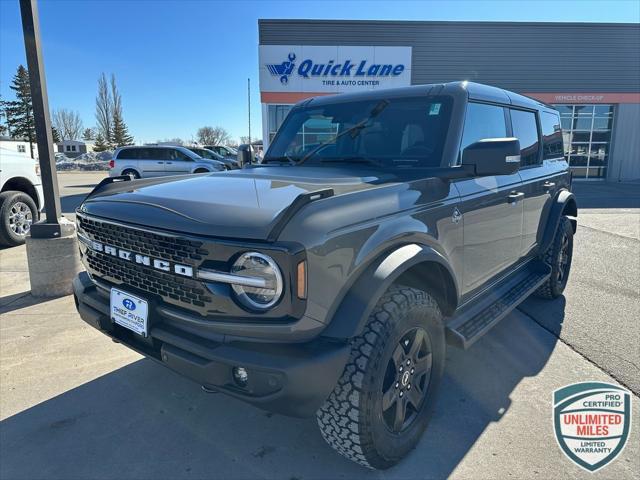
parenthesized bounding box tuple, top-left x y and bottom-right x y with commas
(86, 252, 212, 307)
(78, 215, 212, 310)
(79, 215, 209, 264)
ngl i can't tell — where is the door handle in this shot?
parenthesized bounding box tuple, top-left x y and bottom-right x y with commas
(166, 161, 173, 164)
(508, 191, 525, 204)
(543, 181, 556, 192)
(157, 161, 164, 164)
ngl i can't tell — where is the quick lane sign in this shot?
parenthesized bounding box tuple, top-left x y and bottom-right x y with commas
(259, 45, 412, 94)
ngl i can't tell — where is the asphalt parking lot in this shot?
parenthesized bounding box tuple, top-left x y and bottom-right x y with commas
(0, 173, 638, 479)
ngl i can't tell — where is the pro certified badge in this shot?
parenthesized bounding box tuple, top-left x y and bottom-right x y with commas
(553, 382, 631, 472)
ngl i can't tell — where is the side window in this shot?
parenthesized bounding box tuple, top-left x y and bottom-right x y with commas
(459, 103, 507, 162)
(510, 109, 540, 167)
(168, 149, 192, 161)
(541, 111, 564, 160)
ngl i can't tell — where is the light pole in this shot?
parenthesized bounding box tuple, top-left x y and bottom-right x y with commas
(19, 0, 81, 297)
(19, 0, 61, 238)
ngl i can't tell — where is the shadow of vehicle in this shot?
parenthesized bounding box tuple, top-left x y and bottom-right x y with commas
(0, 310, 562, 479)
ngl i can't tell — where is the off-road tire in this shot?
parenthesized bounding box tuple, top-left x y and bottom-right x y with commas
(535, 216, 574, 299)
(121, 169, 140, 179)
(0, 191, 38, 247)
(316, 285, 445, 469)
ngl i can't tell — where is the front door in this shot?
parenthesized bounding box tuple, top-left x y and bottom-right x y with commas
(164, 148, 193, 175)
(454, 102, 524, 296)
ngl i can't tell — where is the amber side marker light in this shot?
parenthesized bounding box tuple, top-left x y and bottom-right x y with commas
(297, 261, 307, 299)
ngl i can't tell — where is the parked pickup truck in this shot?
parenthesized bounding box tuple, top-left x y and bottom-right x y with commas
(0, 148, 43, 246)
(72, 82, 576, 469)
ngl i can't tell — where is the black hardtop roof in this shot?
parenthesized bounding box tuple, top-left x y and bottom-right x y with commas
(301, 81, 553, 112)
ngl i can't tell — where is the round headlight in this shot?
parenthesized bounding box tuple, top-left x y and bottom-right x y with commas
(231, 252, 283, 310)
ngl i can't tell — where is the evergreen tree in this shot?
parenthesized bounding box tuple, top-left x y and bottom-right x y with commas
(109, 75, 133, 146)
(82, 128, 95, 141)
(51, 126, 61, 143)
(0, 93, 8, 137)
(93, 132, 109, 152)
(4, 65, 36, 157)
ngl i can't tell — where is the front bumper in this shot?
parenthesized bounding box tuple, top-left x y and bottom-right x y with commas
(73, 271, 349, 417)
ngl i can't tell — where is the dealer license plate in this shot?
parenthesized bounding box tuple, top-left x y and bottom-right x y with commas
(110, 288, 148, 337)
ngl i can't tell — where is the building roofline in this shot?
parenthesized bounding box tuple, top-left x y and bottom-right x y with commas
(258, 18, 640, 28)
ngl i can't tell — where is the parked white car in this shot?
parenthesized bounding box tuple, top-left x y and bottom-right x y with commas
(109, 145, 225, 179)
(0, 148, 44, 246)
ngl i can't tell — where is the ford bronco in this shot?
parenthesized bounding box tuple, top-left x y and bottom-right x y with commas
(73, 81, 577, 469)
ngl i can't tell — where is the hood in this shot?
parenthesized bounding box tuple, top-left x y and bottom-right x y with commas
(81, 167, 394, 240)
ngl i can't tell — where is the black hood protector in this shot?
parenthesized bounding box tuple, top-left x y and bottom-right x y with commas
(80, 167, 394, 240)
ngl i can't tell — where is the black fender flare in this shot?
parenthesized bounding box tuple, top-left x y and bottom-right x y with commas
(539, 189, 578, 254)
(320, 244, 459, 340)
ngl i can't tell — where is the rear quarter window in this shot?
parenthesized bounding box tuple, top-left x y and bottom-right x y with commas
(541, 111, 564, 160)
(116, 148, 138, 160)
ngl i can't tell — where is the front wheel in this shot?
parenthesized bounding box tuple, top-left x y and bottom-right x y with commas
(0, 191, 38, 247)
(316, 285, 445, 469)
(535, 216, 574, 299)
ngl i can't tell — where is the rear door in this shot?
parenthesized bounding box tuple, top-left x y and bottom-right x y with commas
(137, 148, 166, 177)
(510, 108, 547, 255)
(453, 102, 525, 296)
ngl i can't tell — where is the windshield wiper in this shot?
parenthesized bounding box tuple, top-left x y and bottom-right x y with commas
(297, 100, 390, 165)
(320, 156, 384, 167)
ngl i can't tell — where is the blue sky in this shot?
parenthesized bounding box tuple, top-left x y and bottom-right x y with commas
(1, 0, 638, 144)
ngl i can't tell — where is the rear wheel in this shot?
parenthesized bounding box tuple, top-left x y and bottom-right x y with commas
(316, 285, 445, 469)
(535, 216, 574, 299)
(0, 191, 38, 247)
(121, 169, 140, 179)
(194, 168, 209, 174)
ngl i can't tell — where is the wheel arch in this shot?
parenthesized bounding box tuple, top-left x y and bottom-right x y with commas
(1, 177, 40, 208)
(539, 189, 578, 253)
(321, 244, 459, 340)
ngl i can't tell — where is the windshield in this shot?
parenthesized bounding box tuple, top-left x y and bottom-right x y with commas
(265, 95, 453, 168)
(190, 148, 223, 160)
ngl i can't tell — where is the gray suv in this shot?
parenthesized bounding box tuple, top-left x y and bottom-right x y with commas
(109, 145, 225, 179)
(73, 82, 576, 469)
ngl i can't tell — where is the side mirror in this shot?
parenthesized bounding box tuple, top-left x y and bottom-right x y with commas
(462, 137, 521, 176)
(236, 144, 254, 168)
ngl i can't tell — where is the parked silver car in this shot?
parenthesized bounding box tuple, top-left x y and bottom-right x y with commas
(109, 145, 225, 179)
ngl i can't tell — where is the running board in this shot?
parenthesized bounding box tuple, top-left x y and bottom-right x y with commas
(446, 260, 551, 349)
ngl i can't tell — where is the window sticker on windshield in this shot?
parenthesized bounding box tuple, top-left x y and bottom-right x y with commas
(429, 103, 441, 115)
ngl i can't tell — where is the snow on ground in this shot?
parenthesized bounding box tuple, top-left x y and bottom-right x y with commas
(56, 151, 112, 171)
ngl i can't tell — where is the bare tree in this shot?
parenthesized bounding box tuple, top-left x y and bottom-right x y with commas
(52, 108, 84, 140)
(95, 73, 112, 146)
(239, 136, 251, 145)
(196, 126, 231, 146)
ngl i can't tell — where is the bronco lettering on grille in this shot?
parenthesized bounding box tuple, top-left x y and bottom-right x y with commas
(83, 238, 194, 278)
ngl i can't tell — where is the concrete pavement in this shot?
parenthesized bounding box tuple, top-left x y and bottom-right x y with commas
(0, 175, 638, 479)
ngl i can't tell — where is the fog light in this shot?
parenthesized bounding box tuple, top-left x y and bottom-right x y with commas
(232, 366, 249, 387)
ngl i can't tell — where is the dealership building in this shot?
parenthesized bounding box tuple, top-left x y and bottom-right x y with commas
(258, 20, 640, 181)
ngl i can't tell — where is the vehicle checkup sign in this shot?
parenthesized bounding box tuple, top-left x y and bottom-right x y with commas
(110, 288, 148, 337)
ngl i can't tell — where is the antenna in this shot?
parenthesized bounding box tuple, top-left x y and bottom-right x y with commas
(247, 78, 251, 147)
